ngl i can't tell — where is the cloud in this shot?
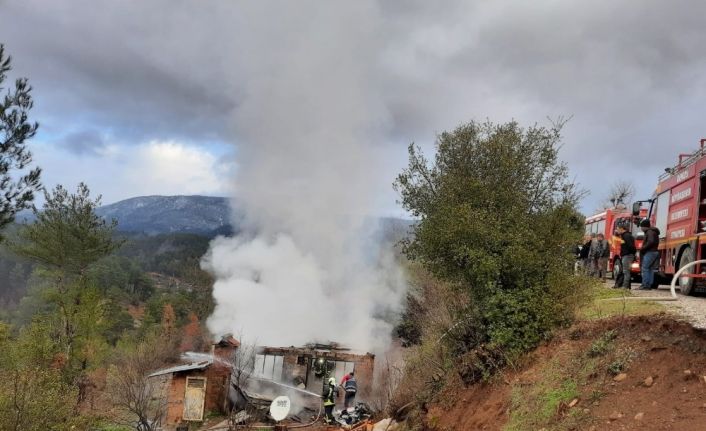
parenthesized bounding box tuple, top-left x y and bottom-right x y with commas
(57, 129, 108, 156)
(128, 140, 231, 197)
(33, 139, 232, 204)
(2, 0, 706, 211)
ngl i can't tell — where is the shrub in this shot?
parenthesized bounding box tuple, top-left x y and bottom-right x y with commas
(395, 120, 586, 381)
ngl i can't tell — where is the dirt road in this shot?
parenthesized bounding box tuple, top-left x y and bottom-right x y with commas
(611, 283, 706, 329)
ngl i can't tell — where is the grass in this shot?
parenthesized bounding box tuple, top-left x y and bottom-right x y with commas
(504, 356, 584, 431)
(587, 330, 617, 357)
(578, 282, 665, 320)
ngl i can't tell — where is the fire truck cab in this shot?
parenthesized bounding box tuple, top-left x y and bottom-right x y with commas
(633, 138, 706, 295)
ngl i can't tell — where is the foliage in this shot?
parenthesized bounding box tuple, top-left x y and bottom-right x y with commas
(90, 255, 155, 303)
(388, 264, 462, 417)
(13, 183, 121, 277)
(394, 120, 586, 380)
(106, 333, 171, 431)
(0, 44, 42, 237)
(0, 320, 81, 431)
(0, 227, 35, 308)
(587, 329, 617, 358)
(179, 312, 206, 352)
(10, 184, 123, 398)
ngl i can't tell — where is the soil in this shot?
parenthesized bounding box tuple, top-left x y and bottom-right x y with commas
(424, 315, 706, 431)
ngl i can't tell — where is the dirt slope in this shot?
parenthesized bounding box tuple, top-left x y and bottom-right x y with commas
(425, 315, 706, 431)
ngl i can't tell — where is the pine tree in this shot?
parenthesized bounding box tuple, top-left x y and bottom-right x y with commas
(0, 44, 42, 236)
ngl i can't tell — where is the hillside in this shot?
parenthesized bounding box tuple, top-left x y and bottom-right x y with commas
(96, 195, 234, 235)
(18, 195, 413, 239)
(423, 314, 706, 431)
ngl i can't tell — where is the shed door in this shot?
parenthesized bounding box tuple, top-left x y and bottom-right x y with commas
(183, 377, 207, 421)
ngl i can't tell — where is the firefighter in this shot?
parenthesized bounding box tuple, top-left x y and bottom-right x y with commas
(322, 376, 337, 424)
(341, 371, 357, 408)
(639, 218, 660, 290)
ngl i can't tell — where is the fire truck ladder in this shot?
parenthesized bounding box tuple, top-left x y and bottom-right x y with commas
(658, 138, 706, 182)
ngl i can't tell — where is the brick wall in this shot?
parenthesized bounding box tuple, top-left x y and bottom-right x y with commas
(165, 373, 188, 429)
(163, 366, 232, 430)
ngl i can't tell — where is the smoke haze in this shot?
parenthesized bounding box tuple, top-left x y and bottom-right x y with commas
(202, 2, 406, 351)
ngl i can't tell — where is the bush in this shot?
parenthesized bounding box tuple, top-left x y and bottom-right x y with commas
(394, 120, 586, 384)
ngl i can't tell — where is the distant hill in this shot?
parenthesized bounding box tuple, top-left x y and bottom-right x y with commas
(96, 195, 233, 236)
(16, 195, 413, 238)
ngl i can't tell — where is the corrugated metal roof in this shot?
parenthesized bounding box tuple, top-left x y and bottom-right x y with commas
(148, 360, 212, 377)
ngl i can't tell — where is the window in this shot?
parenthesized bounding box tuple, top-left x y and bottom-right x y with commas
(596, 220, 606, 236)
(655, 191, 669, 239)
(253, 354, 284, 381)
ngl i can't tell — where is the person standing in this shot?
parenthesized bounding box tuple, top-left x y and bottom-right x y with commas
(638, 219, 661, 290)
(322, 377, 338, 424)
(341, 371, 357, 408)
(579, 235, 592, 274)
(588, 232, 601, 276)
(616, 223, 636, 289)
(594, 233, 610, 281)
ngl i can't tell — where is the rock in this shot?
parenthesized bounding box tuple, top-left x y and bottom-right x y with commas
(641, 335, 652, 342)
(634, 412, 645, 420)
(684, 370, 694, 380)
(613, 373, 628, 382)
(583, 408, 591, 414)
(643, 376, 654, 387)
(701, 375, 706, 385)
(702, 403, 706, 409)
(568, 398, 579, 408)
(609, 411, 623, 421)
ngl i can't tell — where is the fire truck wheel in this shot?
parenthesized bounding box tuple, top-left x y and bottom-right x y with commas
(678, 247, 695, 296)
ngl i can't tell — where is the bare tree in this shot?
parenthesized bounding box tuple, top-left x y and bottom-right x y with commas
(230, 334, 257, 390)
(601, 180, 636, 210)
(106, 337, 170, 431)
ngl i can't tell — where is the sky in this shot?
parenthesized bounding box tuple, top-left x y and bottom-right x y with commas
(1, 0, 705, 214)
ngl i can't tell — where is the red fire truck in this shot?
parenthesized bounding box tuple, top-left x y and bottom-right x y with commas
(632, 139, 706, 295)
(585, 207, 645, 280)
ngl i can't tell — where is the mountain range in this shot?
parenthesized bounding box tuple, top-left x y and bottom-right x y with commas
(96, 195, 234, 236)
(18, 195, 412, 239)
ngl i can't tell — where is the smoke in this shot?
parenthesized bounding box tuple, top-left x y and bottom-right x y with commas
(202, 2, 406, 352)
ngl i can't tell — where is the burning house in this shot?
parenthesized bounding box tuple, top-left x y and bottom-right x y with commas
(255, 343, 374, 399)
(150, 337, 374, 430)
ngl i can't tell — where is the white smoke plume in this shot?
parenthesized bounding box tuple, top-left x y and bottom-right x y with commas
(202, 2, 406, 352)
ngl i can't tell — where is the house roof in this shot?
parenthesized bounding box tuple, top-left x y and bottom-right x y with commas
(215, 334, 240, 348)
(148, 360, 212, 378)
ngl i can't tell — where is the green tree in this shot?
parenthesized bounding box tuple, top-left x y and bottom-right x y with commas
(0, 44, 42, 236)
(394, 120, 585, 379)
(12, 183, 122, 389)
(14, 183, 119, 278)
(0, 320, 80, 431)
